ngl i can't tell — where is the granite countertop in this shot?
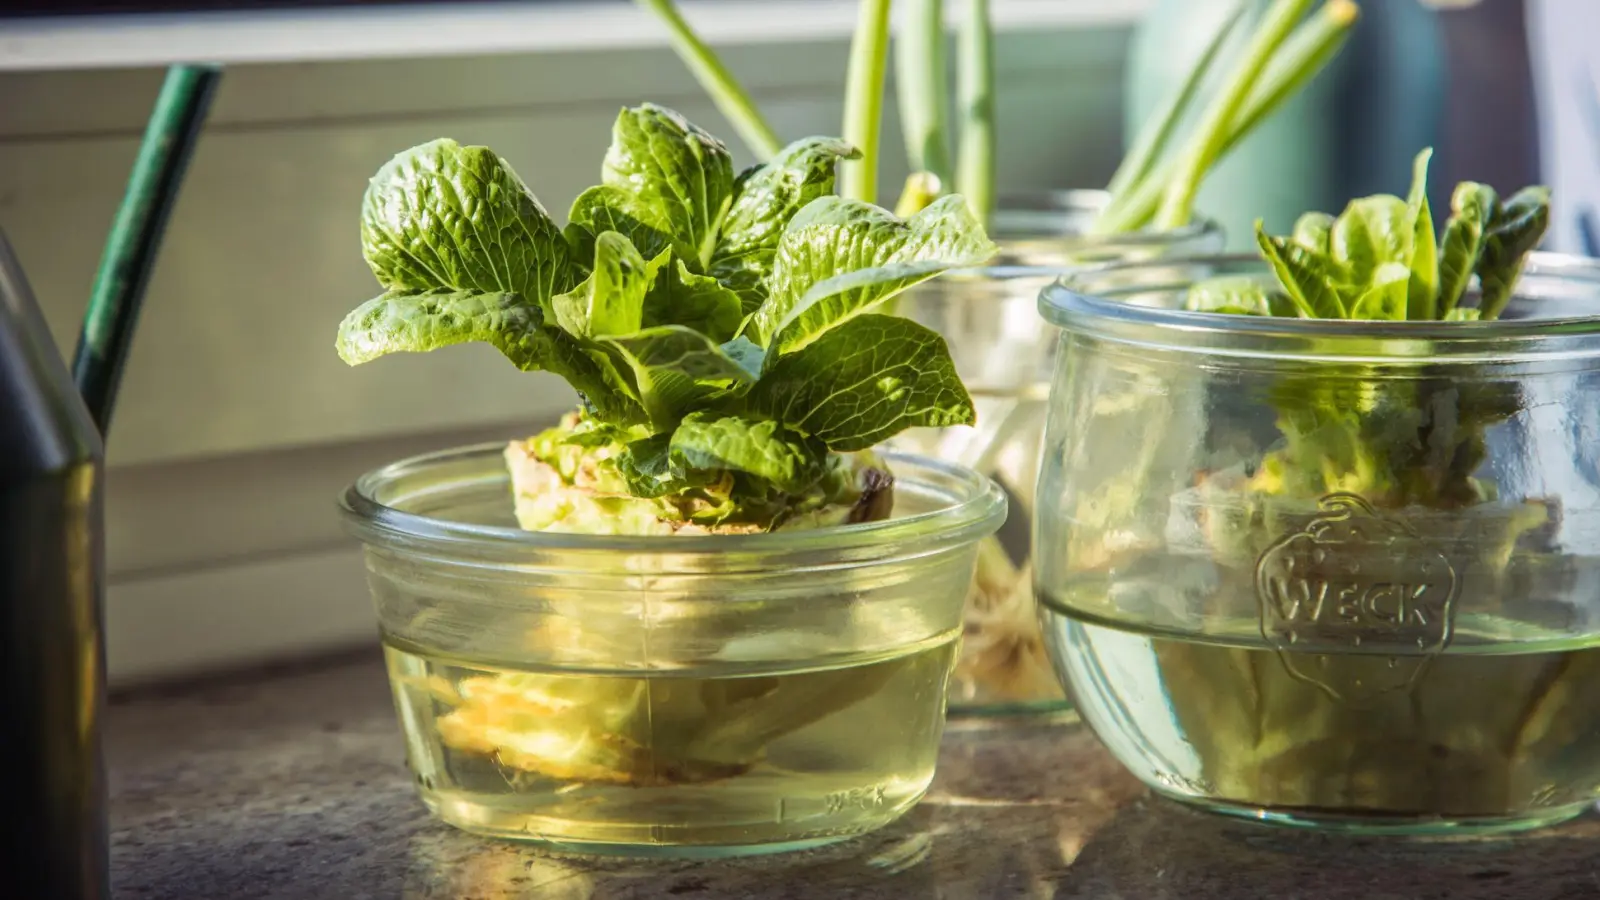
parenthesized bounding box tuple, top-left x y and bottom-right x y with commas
(111, 651, 1600, 900)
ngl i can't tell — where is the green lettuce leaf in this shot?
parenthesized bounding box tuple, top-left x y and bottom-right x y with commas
(602, 104, 735, 270)
(748, 314, 973, 451)
(642, 256, 744, 343)
(1331, 194, 1412, 288)
(709, 137, 861, 314)
(565, 185, 674, 266)
(1184, 277, 1292, 317)
(552, 231, 660, 338)
(360, 139, 577, 309)
(1404, 149, 1440, 320)
(719, 335, 766, 380)
(615, 433, 687, 498)
(335, 289, 644, 423)
(1477, 186, 1552, 320)
(599, 325, 756, 429)
(1436, 182, 1496, 318)
(1348, 262, 1411, 320)
(669, 413, 829, 493)
(1291, 212, 1334, 255)
(1255, 223, 1347, 319)
(751, 195, 998, 354)
(338, 105, 1002, 476)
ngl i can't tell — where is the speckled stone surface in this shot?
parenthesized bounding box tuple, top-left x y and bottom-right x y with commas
(110, 651, 1600, 899)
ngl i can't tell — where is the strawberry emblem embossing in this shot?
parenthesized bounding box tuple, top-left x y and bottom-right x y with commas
(1254, 493, 1459, 704)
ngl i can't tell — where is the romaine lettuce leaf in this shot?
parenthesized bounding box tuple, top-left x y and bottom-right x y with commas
(552, 231, 661, 338)
(642, 256, 744, 343)
(669, 413, 829, 493)
(566, 184, 674, 267)
(1477, 186, 1552, 320)
(1347, 262, 1410, 321)
(748, 314, 973, 450)
(360, 139, 577, 310)
(335, 288, 645, 423)
(1291, 212, 1334, 255)
(1405, 148, 1439, 319)
(1183, 276, 1291, 317)
(709, 137, 861, 314)
(599, 325, 755, 429)
(1255, 224, 1348, 319)
(751, 194, 997, 354)
(339, 104, 999, 508)
(1436, 182, 1495, 318)
(602, 103, 735, 270)
(1331, 194, 1412, 289)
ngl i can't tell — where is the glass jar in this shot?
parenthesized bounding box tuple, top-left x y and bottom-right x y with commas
(990, 189, 1227, 267)
(340, 445, 1005, 857)
(893, 190, 1225, 716)
(1035, 252, 1600, 834)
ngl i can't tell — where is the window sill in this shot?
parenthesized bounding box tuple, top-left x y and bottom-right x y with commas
(0, 0, 1151, 72)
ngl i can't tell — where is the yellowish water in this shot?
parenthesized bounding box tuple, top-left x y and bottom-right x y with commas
(1055, 609, 1600, 831)
(383, 635, 957, 855)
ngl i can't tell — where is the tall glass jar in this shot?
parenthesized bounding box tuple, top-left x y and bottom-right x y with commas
(341, 445, 1004, 856)
(1035, 252, 1600, 833)
(893, 190, 1225, 716)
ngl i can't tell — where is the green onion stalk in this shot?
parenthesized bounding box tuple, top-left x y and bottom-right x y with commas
(636, 0, 1359, 232)
(635, 0, 993, 222)
(895, 0, 952, 195)
(1093, 0, 1359, 235)
(840, 0, 895, 204)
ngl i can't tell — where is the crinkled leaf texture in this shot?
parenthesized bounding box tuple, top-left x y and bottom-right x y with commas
(710, 137, 861, 314)
(600, 103, 735, 269)
(1205, 149, 1547, 325)
(642, 258, 744, 343)
(1331, 194, 1413, 290)
(751, 195, 999, 354)
(337, 104, 997, 507)
(335, 289, 642, 423)
(1254, 223, 1347, 319)
(748, 314, 975, 451)
(552, 231, 658, 338)
(599, 325, 756, 430)
(669, 413, 829, 494)
(1179, 152, 1555, 538)
(1477, 186, 1552, 320)
(360, 139, 577, 307)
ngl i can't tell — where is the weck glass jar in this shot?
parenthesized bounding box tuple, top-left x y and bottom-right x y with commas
(341, 445, 1004, 857)
(893, 190, 1224, 716)
(1035, 252, 1600, 833)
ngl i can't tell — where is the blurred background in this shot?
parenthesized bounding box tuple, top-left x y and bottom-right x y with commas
(0, 0, 1588, 686)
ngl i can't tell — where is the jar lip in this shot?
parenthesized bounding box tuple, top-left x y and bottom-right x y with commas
(1039, 251, 1600, 359)
(988, 188, 1224, 247)
(340, 444, 1007, 559)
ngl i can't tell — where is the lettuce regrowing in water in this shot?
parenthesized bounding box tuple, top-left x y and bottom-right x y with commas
(335, 104, 996, 785)
(1186, 148, 1553, 551)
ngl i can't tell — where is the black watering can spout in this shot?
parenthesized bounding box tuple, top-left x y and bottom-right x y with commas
(0, 227, 109, 899)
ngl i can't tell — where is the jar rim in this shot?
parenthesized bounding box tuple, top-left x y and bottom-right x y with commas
(1039, 251, 1600, 361)
(990, 188, 1225, 249)
(339, 443, 1007, 561)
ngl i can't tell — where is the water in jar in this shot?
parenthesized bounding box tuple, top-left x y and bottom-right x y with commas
(1046, 593, 1600, 832)
(383, 633, 957, 855)
(896, 382, 1063, 710)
